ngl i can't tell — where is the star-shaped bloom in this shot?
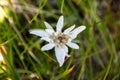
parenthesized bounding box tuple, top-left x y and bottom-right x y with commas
(29, 16, 86, 67)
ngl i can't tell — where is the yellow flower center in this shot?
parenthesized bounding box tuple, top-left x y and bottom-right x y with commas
(53, 33, 70, 46)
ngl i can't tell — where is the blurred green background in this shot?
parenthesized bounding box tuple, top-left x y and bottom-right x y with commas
(0, 0, 120, 80)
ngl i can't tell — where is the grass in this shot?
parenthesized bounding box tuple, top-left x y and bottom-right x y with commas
(0, 0, 120, 80)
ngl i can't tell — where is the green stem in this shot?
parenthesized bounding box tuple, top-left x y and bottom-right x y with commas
(61, 0, 64, 13)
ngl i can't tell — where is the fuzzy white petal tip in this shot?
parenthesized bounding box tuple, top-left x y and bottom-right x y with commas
(29, 29, 49, 37)
(56, 16, 64, 32)
(41, 43, 55, 51)
(44, 21, 53, 29)
(70, 25, 86, 39)
(79, 25, 86, 31)
(55, 46, 68, 67)
(66, 42, 79, 49)
(64, 24, 75, 34)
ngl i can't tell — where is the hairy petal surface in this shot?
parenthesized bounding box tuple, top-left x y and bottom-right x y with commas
(29, 29, 49, 37)
(63, 25, 75, 34)
(56, 16, 64, 32)
(44, 21, 54, 30)
(41, 43, 55, 51)
(70, 26, 86, 39)
(66, 42, 79, 49)
(45, 29, 55, 35)
(41, 37, 53, 42)
(55, 46, 68, 67)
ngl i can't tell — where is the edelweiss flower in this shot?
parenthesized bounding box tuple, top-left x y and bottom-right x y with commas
(29, 16, 86, 66)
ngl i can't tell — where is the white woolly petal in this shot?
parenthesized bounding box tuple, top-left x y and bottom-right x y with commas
(63, 45, 70, 57)
(63, 25, 75, 34)
(67, 38, 72, 42)
(44, 21, 53, 29)
(41, 43, 55, 51)
(56, 16, 64, 32)
(41, 37, 53, 42)
(29, 29, 49, 37)
(55, 46, 68, 67)
(45, 29, 55, 35)
(63, 45, 68, 53)
(70, 25, 86, 39)
(66, 42, 79, 49)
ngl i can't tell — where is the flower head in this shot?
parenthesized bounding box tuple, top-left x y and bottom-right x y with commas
(29, 16, 86, 66)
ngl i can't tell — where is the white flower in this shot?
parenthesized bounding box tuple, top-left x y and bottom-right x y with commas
(29, 16, 86, 67)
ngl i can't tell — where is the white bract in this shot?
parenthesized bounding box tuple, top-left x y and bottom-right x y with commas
(29, 16, 86, 67)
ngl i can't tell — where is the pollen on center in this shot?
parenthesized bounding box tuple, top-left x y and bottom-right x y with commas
(53, 33, 70, 46)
